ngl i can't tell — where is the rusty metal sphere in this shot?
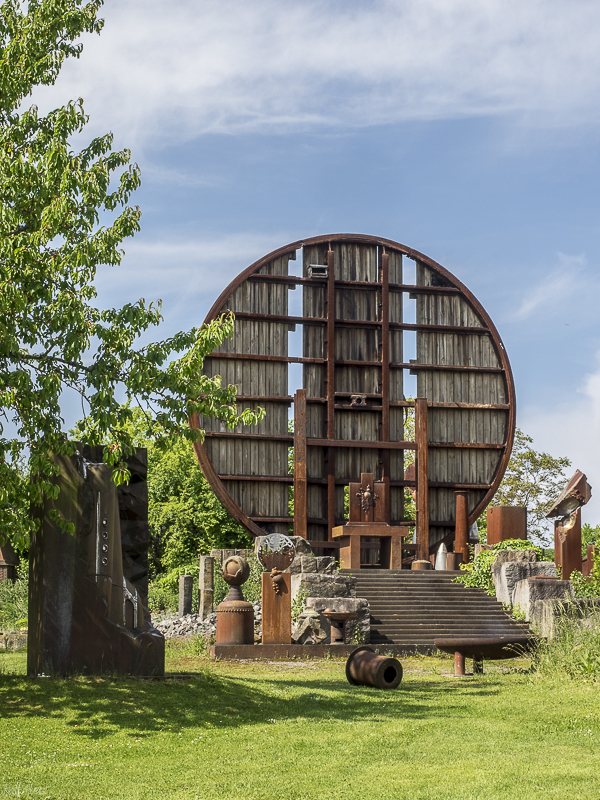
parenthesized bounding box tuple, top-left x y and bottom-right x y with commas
(221, 555, 250, 586)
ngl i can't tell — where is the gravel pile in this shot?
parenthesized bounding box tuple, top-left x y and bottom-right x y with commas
(153, 601, 262, 640)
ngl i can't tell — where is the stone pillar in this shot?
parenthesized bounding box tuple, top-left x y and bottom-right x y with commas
(178, 575, 193, 617)
(198, 556, 214, 620)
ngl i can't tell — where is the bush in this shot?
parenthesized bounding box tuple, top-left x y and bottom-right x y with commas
(454, 539, 544, 595)
(570, 549, 600, 599)
(532, 604, 600, 680)
(0, 579, 29, 631)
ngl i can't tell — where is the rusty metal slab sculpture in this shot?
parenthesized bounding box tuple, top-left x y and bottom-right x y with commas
(192, 234, 516, 566)
(547, 470, 592, 580)
(257, 534, 294, 644)
(27, 445, 164, 676)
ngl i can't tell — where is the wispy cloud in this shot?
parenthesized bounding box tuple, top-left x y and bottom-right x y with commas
(93, 231, 297, 322)
(29, 0, 600, 147)
(512, 254, 586, 320)
(520, 350, 600, 525)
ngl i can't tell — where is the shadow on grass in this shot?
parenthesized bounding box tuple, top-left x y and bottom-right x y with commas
(0, 665, 503, 741)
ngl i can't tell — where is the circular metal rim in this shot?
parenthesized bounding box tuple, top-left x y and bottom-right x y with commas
(346, 644, 376, 685)
(190, 233, 516, 538)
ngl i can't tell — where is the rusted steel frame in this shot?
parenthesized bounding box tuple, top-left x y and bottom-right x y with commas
(381, 250, 391, 522)
(206, 352, 324, 364)
(294, 389, 308, 539)
(391, 400, 510, 410)
(207, 352, 502, 372)
(390, 520, 451, 527)
(189, 412, 266, 539)
(218, 474, 294, 482)
(246, 273, 460, 293)
(304, 540, 342, 549)
(195, 232, 515, 537)
(390, 480, 491, 490)
(249, 516, 293, 523)
(427, 401, 510, 410)
(429, 442, 504, 449)
(326, 247, 336, 541)
(455, 491, 470, 563)
(335, 404, 383, 410)
(402, 363, 503, 373)
(204, 432, 293, 442)
(235, 395, 293, 403)
(415, 398, 429, 562)
(228, 310, 489, 334)
(307, 438, 417, 450)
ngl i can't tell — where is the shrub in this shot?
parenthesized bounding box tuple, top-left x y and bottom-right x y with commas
(454, 538, 544, 595)
(0, 579, 29, 631)
(570, 549, 600, 599)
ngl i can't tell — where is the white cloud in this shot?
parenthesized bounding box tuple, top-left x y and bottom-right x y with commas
(519, 352, 600, 526)
(29, 0, 600, 147)
(512, 254, 586, 320)
(93, 231, 297, 323)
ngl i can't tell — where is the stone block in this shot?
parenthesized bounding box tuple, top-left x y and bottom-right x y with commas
(493, 559, 556, 605)
(178, 575, 193, 617)
(305, 596, 370, 644)
(531, 595, 598, 638)
(291, 573, 356, 603)
(316, 556, 336, 574)
(198, 555, 214, 620)
(300, 555, 317, 574)
(512, 577, 573, 621)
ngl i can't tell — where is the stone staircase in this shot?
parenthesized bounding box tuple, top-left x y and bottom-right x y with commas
(341, 569, 530, 648)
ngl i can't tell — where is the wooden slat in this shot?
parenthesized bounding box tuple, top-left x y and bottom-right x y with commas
(294, 389, 308, 539)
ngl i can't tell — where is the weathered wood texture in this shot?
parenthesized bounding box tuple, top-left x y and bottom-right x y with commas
(414, 261, 508, 548)
(198, 255, 292, 535)
(193, 235, 515, 560)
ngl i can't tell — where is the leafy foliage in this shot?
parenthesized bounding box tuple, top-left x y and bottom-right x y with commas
(532, 605, 600, 680)
(0, 577, 28, 630)
(570, 551, 600, 599)
(0, 0, 263, 549)
(479, 428, 571, 544)
(454, 538, 544, 595)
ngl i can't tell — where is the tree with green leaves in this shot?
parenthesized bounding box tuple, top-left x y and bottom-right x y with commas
(481, 428, 572, 545)
(0, 0, 261, 550)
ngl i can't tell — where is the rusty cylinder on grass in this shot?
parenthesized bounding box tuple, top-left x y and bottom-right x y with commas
(346, 646, 403, 690)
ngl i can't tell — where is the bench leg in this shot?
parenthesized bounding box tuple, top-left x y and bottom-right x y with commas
(454, 651, 465, 677)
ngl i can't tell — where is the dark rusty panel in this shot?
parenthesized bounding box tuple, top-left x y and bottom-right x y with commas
(415, 398, 429, 561)
(294, 389, 308, 539)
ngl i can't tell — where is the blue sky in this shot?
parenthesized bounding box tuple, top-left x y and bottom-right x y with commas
(35, 0, 600, 523)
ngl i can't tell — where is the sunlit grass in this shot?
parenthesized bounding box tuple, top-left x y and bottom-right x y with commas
(1, 645, 599, 799)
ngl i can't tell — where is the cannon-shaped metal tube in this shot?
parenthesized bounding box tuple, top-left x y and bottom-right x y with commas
(346, 646, 403, 690)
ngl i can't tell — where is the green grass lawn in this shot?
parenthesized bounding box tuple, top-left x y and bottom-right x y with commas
(1, 644, 599, 800)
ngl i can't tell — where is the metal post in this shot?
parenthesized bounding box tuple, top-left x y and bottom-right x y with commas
(455, 491, 470, 563)
(415, 397, 429, 562)
(326, 246, 336, 538)
(454, 651, 465, 677)
(293, 389, 307, 539)
(380, 250, 391, 522)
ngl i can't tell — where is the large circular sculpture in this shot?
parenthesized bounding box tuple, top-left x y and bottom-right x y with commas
(191, 234, 516, 560)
